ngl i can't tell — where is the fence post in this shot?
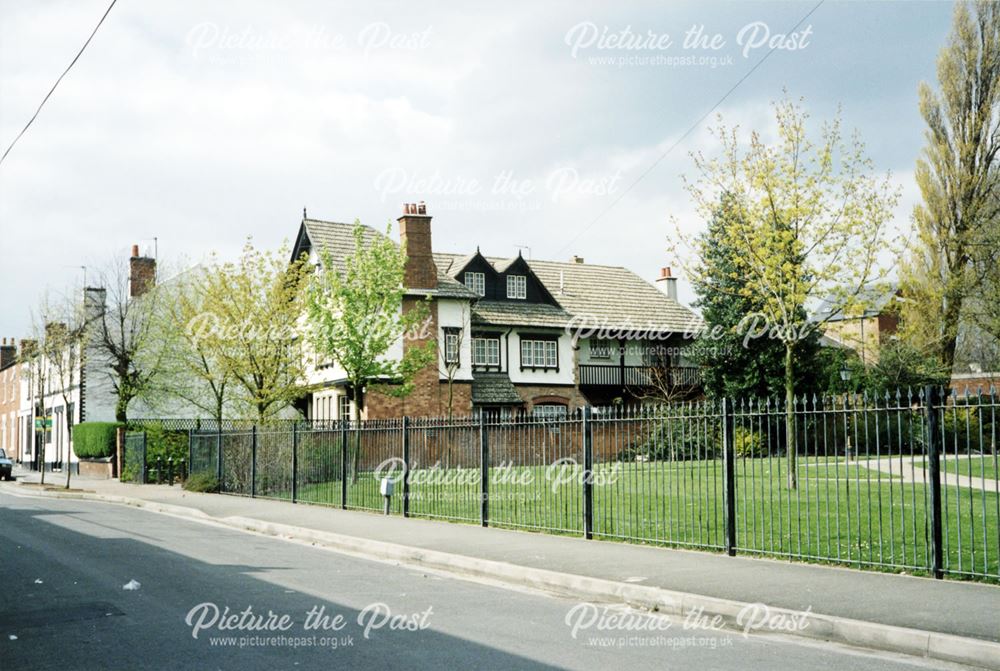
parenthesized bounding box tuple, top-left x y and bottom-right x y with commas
(340, 420, 348, 510)
(187, 428, 194, 480)
(402, 417, 410, 518)
(140, 433, 148, 484)
(480, 414, 489, 527)
(216, 427, 223, 491)
(291, 423, 299, 504)
(583, 406, 593, 540)
(251, 424, 258, 498)
(721, 398, 737, 556)
(924, 385, 944, 579)
(167, 457, 174, 486)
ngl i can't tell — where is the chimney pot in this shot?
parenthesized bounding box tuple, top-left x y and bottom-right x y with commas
(131, 244, 140, 258)
(656, 266, 678, 301)
(571, 255, 584, 264)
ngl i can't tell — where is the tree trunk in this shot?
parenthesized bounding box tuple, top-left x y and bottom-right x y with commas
(940, 284, 962, 371)
(64, 417, 73, 489)
(785, 343, 797, 490)
(350, 387, 362, 485)
(115, 397, 128, 425)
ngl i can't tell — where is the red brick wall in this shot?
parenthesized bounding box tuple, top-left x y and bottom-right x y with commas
(950, 374, 1000, 395)
(514, 385, 587, 414)
(363, 299, 475, 419)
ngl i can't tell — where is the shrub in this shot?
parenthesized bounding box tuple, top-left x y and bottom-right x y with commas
(136, 422, 189, 464)
(615, 408, 721, 462)
(73, 422, 123, 459)
(942, 406, 985, 454)
(183, 472, 219, 493)
(734, 426, 765, 458)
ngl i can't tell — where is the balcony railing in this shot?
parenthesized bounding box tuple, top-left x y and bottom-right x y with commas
(577, 364, 701, 388)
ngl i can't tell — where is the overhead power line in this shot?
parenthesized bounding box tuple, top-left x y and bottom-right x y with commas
(0, 0, 119, 168)
(555, 0, 825, 257)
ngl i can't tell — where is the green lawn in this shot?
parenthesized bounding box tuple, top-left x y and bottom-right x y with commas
(926, 455, 1000, 481)
(239, 455, 999, 580)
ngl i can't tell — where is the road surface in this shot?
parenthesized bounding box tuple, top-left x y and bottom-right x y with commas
(0, 491, 965, 670)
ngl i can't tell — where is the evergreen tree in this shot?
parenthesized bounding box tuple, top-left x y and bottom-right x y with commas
(691, 197, 824, 401)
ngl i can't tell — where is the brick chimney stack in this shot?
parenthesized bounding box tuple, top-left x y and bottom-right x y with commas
(397, 202, 437, 290)
(129, 244, 156, 298)
(0, 338, 15, 369)
(656, 266, 678, 301)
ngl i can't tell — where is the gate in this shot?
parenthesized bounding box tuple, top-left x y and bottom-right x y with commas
(123, 431, 147, 484)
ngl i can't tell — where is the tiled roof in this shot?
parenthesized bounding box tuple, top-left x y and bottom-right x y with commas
(296, 220, 701, 331)
(301, 220, 478, 299)
(812, 284, 900, 323)
(435, 253, 701, 333)
(471, 300, 571, 329)
(471, 372, 523, 405)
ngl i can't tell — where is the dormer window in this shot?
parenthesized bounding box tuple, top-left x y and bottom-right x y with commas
(465, 271, 485, 296)
(506, 275, 526, 299)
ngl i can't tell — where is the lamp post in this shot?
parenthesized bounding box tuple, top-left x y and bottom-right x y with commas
(840, 364, 853, 460)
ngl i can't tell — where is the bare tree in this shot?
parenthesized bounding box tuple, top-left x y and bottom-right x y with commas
(44, 293, 87, 489)
(438, 305, 469, 422)
(90, 252, 168, 424)
(148, 266, 233, 424)
(20, 339, 46, 483)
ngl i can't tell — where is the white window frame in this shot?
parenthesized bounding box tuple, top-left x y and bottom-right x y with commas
(506, 275, 526, 299)
(444, 330, 460, 365)
(533, 403, 567, 420)
(472, 337, 500, 367)
(464, 271, 485, 296)
(520, 339, 557, 369)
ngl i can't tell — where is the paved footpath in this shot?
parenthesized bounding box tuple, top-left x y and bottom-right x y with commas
(4, 470, 999, 666)
(859, 455, 998, 492)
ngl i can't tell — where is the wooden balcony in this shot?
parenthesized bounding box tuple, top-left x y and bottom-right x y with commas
(577, 364, 701, 388)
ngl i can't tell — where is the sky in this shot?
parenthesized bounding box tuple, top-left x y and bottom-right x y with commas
(0, 0, 955, 339)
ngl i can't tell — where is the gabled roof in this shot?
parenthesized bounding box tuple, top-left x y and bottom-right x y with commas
(434, 253, 701, 333)
(296, 219, 478, 300)
(812, 284, 900, 323)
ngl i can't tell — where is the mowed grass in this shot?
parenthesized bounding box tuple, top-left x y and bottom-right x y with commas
(927, 455, 999, 481)
(246, 455, 999, 580)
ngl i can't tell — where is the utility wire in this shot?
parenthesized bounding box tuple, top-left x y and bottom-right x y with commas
(555, 0, 825, 256)
(0, 0, 119, 168)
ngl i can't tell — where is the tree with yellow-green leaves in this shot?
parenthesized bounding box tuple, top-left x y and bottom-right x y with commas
(900, 1, 1000, 370)
(192, 240, 313, 422)
(304, 221, 435, 482)
(683, 98, 900, 488)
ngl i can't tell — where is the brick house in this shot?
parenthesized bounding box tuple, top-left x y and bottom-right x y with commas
(0, 339, 21, 461)
(814, 286, 901, 365)
(293, 203, 702, 420)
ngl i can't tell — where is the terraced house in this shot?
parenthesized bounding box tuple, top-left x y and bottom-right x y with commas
(293, 203, 703, 421)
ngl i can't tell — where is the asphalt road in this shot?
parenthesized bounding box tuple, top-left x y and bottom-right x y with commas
(0, 491, 967, 670)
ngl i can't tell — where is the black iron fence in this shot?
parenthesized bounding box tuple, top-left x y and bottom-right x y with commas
(122, 430, 187, 485)
(148, 386, 997, 581)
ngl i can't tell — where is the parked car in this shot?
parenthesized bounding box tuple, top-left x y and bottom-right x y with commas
(0, 448, 12, 480)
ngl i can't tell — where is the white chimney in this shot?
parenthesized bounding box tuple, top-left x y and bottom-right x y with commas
(656, 266, 678, 301)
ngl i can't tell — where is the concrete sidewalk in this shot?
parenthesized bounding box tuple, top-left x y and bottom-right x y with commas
(5, 471, 999, 662)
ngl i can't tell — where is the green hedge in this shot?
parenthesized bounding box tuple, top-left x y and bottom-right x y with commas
(73, 422, 123, 459)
